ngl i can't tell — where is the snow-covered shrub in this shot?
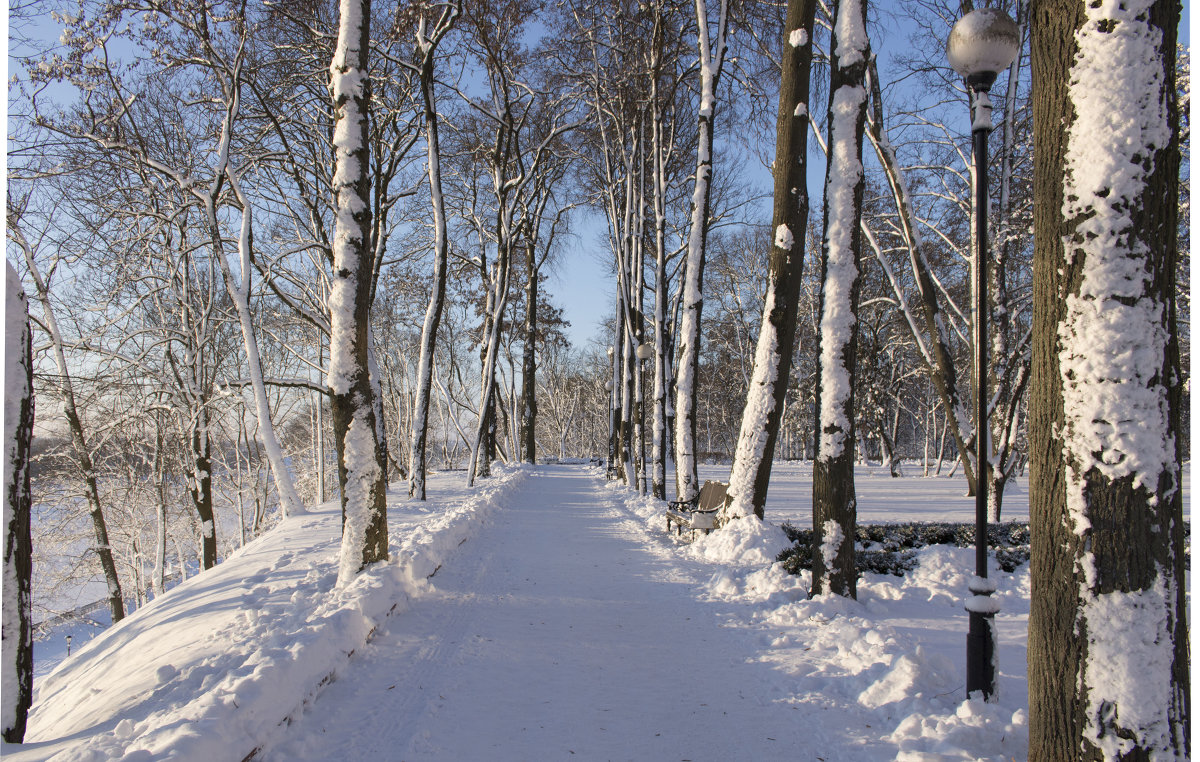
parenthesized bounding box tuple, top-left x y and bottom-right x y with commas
(776, 521, 1038, 578)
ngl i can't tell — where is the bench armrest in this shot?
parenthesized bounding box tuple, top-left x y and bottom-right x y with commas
(667, 497, 698, 512)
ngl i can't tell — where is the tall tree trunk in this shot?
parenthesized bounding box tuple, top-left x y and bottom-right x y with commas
(674, 0, 730, 502)
(651, 247, 669, 499)
(726, 0, 816, 520)
(1028, 0, 1188, 758)
(3, 263, 34, 743)
(189, 411, 217, 570)
(811, 0, 868, 599)
(608, 298, 622, 477)
(619, 239, 636, 486)
(648, 14, 672, 500)
(330, 0, 388, 585)
(520, 263, 538, 464)
(408, 10, 457, 498)
(153, 422, 167, 597)
(219, 177, 307, 518)
(468, 254, 511, 486)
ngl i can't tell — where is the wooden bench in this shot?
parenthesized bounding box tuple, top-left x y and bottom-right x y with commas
(666, 481, 731, 538)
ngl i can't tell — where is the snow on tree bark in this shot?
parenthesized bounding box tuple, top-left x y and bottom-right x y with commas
(674, 0, 730, 503)
(1028, 0, 1188, 757)
(811, 0, 868, 599)
(222, 175, 308, 519)
(330, 0, 388, 585)
(468, 257, 511, 487)
(727, 0, 816, 521)
(3, 262, 33, 743)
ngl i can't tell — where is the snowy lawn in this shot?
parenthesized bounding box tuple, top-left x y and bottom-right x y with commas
(2, 462, 1188, 761)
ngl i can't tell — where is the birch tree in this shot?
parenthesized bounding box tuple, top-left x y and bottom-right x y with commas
(3, 263, 34, 744)
(811, 0, 868, 598)
(1028, 0, 1188, 757)
(726, 0, 816, 520)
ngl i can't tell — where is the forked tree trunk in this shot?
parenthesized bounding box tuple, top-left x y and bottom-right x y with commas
(726, 0, 816, 520)
(1028, 0, 1188, 758)
(811, 0, 868, 599)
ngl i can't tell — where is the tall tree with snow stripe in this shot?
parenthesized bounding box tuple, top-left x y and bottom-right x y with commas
(726, 0, 816, 520)
(1028, 0, 1188, 757)
(674, 0, 731, 503)
(3, 263, 34, 743)
(811, 0, 868, 599)
(408, 0, 461, 501)
(330, 0, 389, 584)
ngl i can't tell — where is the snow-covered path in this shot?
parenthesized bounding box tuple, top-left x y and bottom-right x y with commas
(266, 465, 818, 761)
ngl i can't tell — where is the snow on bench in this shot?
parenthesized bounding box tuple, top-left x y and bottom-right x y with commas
(666, 480, 731, 539)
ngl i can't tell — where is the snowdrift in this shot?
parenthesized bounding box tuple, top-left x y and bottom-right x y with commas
(7, 467, 528, 762)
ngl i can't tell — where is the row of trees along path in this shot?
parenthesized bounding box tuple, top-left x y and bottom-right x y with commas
(3, 0, 1188, 757)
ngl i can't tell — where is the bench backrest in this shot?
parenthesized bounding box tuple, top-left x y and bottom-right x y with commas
(696, 481, 730, 511)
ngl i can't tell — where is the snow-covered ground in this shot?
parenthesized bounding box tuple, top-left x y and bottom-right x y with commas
(1, 462, 1188, 761)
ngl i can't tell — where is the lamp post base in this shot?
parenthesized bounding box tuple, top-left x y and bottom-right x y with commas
(966, 609, 996, 699)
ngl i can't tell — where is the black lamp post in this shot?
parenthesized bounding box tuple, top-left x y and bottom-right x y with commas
(946, 8, 1020, 701)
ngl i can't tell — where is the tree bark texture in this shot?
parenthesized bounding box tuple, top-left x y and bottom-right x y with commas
(3, 264, 34, 743)
(726, 0, 816, 520)
(1028, 0, 1188, 758)
(190, 411, 217, 570)
(520, 265, 538, 464)
(330, 0, 389, 585)
(811, 0, 868, 599)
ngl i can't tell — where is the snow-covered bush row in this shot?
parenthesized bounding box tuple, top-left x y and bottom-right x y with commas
(18, 467, 528, 762)
(778, 521, 1033, 576)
